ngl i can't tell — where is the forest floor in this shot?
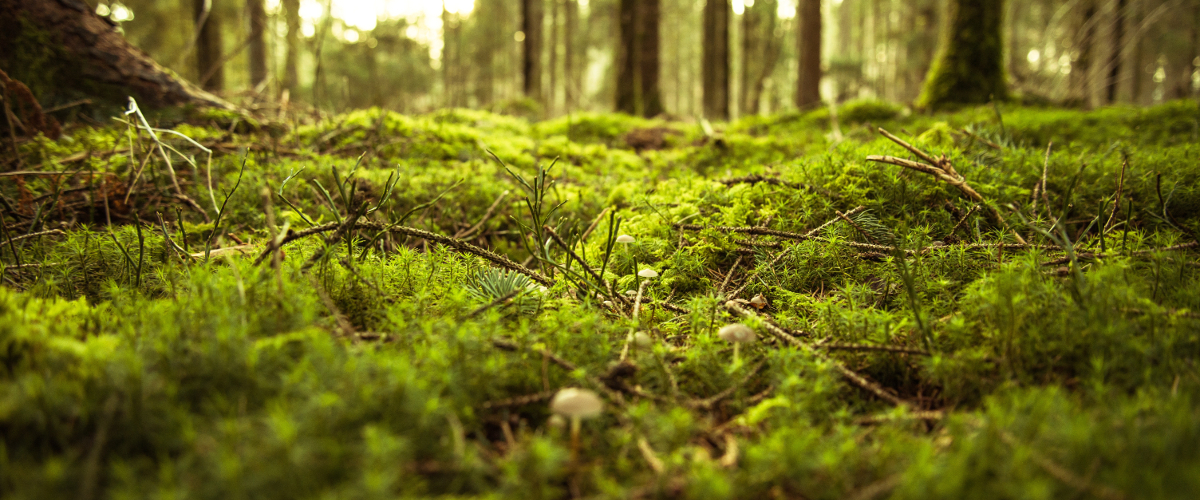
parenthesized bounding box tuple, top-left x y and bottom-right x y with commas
(2, 99, 1200, 499)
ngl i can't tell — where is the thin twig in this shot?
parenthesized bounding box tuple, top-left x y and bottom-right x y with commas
(455, 190, 509, 239)
(725, 301, 908, 406)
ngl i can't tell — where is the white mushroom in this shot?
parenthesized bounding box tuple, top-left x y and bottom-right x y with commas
(550, 388, 605, 419)
(718, 323, 757, 365)
(637, 268, 658, 278)
(634, 331, 653, 348)
(718, 323, 757, 344)
(749, 294, 768, 310)
(550, 388, 605, 461)
(615, 234, 636, 244)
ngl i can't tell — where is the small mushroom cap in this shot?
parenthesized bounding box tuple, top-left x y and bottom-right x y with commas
(550, 388, 605, 419)
(616, 234, 636, 243)
(749, 293, 768, 309)
(718, 323, 757, 344)
(634, 331, 653, 348)
(637, 269, 659, 278)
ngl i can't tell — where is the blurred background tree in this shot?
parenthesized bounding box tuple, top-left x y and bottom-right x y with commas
(2, 0, 1197, 120)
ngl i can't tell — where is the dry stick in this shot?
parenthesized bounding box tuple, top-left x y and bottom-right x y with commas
(1103, 156, 1129, 232)
(1, 87, 22, 170)
(8, 229, 64, 243)
(618, 279, 650, 362)
(636, 437, 666, 474)
(718, 255, 742, 294)
(491, 338, 626, 406)
(869, 128, 1027, 244)
(724, 301, 914, 408)
(256, 221, 553, 286)
(1032, 142, 1053, 215)
(837, 209, 878, 245)
(579, 206, 612, 243)
(480, 390, 556, 410)
(819, 342, 931, 355)
(674, 223, 902, 253)
(543, 224, 624, 304)
(728, 207, 867, 299)
(454, 190, 509, 239)
(948, 205, 979, 240)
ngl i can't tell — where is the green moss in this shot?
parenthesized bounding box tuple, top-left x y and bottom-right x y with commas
(3, 102, 1200, 498)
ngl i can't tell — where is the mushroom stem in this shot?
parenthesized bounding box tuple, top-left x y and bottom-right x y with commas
(733, 343, 741, 367)
(569, 416, 582, 462)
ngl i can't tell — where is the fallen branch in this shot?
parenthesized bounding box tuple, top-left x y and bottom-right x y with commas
(867, 127, 1026, 244)
(724, 301, 909, 407)
(254, 220, 553, 286)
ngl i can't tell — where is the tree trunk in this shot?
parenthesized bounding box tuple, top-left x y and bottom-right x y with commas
(565, 0, 579, 109)
(1105, 0, 1127, 104)
(616, 0, 663, 117)
(522, 0, 544, 105)
(796, 0, 822, 109)
(282, 0, 300, 95)
(742, 0, 779, 115)
(0, 0, 231, 111)
(1069, 1, 1097, 106)
(193, 0, 225, 91)
(639, 0, 664, 117)
(703, 0, 730, 120)
(548, 0, 560, 115)
(474, 0, 498, 106)
(247, 0, 267, 89)
(917, 0, 1007, 109)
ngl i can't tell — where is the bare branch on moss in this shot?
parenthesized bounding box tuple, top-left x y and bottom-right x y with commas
(725, 301, 908, 407)
(868, 127, 1026, 244)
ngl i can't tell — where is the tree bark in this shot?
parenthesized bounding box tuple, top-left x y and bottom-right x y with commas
(703, 0, 730, 120)
(616, 0, 663, 117)
(917, 0, 1007, 109)
(522, 0, 544, 105)
(1070, 1, 1097, 106)
(282, 0, 300, 95)
(796, 0, 822, 109)
(565, 0, 579, 109)
(639, 0, 664, 117)
(1105, 0, 1127, 104)
(193, 0, 225, 91)
(0, 0, 232, 111)
(247, 0, 268, 89)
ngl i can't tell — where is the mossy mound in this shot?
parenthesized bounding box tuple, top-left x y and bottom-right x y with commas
(3, 101, 1200, 499)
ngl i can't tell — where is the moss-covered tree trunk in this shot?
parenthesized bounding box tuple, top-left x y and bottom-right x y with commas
(0, 0, 232, 112)
(917, 0, 1007, 109)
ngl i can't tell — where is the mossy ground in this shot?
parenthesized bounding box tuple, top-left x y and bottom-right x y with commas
(3, 100, 1200, 499)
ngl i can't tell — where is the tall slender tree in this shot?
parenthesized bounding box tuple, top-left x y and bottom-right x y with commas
(1105, 0, 1128, 103)
(918, 0, 1007, 109)
(796, 0, 822, 108)
(522, 0, 544, 104)
(247, 0, 267, 89)
(193, 0, 225, 91)
(282, 0, 300, 96)
(617, 0, 663, 117)
(702, 0, 730, 119)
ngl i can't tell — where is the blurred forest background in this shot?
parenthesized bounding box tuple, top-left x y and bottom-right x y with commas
(49, 0, 1200, 117)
